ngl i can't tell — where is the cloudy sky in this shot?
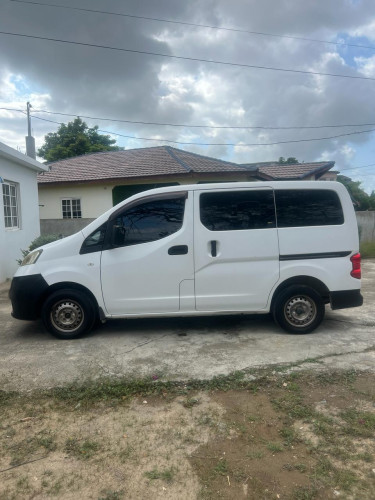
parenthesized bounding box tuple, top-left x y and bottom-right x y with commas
(1, 0, 375, 191)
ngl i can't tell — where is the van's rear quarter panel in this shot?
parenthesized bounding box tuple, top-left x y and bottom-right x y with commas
(277, 224, 360, 291)
(277, 224, 357, 257)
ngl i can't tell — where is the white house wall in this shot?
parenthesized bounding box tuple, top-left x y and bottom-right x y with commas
(38, 174, 256, 221)
(0, 158, 41, 282)
(38, 184, 114, 219)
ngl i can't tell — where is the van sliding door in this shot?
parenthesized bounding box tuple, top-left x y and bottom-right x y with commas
(194, 188, 280, 312)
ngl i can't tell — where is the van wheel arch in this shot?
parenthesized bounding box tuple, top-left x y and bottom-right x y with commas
(41, 287, 98, 339)
(38, 282, 100, 319)
(270, 276, 329, 313)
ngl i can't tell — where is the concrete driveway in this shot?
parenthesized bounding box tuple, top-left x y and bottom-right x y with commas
(1, 261, 374, 391)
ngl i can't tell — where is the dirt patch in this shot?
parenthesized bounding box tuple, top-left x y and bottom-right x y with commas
(190, 391, 314, 499)
(189, 372, 375, 499)
(0, 393, 223, 500)
(0, 371, 374, 499)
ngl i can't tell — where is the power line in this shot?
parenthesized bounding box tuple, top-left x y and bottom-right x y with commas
(3, 106, 375, 145)
(29, 113, 375, 147)
(28, 108, 375, 131)
(10, 0, 375, 52)
(3, 107, 375, 131)
(340, 163, 375, 172)
(348, 171, 375, 178)
(3, 107, 374, 174)
(1, 31, 375, 82)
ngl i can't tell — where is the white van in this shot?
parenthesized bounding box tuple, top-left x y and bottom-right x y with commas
(10, 181, 363, 339)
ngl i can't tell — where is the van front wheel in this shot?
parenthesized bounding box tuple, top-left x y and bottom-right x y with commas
(42, 289, 96, 339)
(273, 285, 325, 334)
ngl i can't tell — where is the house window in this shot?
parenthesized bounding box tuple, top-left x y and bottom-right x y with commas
(2, 181, 20, 229)
(62, 198, 82, 219)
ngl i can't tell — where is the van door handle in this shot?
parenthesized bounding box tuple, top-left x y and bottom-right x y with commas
(168, 245, 188, 255)
(210, 240, 217, 257)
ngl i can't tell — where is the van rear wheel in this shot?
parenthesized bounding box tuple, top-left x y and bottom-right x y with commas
(42, 289, 96, 339)
(273, 285, 325, 334)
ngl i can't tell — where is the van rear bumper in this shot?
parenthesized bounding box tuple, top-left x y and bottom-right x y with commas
(330, 289, 363, 310)
(9, 274, 49, 320)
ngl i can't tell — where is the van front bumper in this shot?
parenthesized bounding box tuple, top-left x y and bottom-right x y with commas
(330, 289, 363, 310)
(9, 274, 49, 320)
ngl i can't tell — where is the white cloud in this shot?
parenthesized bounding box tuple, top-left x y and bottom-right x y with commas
(354, 55, 375, 76)
(0, 0, 374, 190)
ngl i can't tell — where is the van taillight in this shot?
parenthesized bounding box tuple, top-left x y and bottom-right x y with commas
(350, 253, 361, 279)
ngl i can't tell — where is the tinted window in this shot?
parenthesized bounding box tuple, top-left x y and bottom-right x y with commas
(200, 190, 276, 231)
(114, 197, 185, 246)
(275, 189, 344, 227)
(80, 224, 107, 254)
(83, 225, 107, 247)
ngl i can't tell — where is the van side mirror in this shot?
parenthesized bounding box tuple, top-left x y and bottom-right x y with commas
(111, 224, 126, 247)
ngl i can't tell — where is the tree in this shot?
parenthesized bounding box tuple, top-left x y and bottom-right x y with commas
(278, 157, 299, 164)
(337, 175, 375, 211)
(38, 117, 122, 162)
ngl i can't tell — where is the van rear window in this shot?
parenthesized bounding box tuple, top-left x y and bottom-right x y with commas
(275, 189, 344, 227)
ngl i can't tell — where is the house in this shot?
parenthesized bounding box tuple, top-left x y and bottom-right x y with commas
(37, 146, 258, 236)
(37, 147, 337, 237)
(0, 141, 48, 282)
(241, 160, 337, 181)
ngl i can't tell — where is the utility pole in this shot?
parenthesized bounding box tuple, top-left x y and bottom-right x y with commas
(25, 101, 36, 159)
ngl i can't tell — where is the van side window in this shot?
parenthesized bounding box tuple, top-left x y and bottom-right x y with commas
(275, 189, 344, 227)
(80, 224, 107, 254)
(200, 190, 276, 231)
(114, 197, 185, 246)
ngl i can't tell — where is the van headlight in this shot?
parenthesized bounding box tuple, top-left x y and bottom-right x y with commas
(21, 249, 43, 266)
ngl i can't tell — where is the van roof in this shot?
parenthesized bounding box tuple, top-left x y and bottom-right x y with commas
(132, 179, 343, 193)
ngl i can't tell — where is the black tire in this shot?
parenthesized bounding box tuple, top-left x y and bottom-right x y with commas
(41, 289, 97, 339)
(272, 285, 325, 334)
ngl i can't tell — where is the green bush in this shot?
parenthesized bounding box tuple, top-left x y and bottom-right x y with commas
(18, 234, 62, 265)
(360, 241, 375, 258)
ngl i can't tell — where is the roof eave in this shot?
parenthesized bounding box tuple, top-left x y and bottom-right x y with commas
(0, 145, 48, 172)
(254, 171, 275, 181)
(38, 170, 257, 186)
(299, 161, 335, 179)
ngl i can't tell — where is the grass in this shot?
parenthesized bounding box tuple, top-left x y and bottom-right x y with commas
(267, 441, 284, 453)
(144, 467, 175, 482)
(64, 438, 101, 460)
(1, 368, 374, 499)
(5, 431, 56, 465)
(340, 409, 375, 437)
(182, 397, 201, 408)
(280, 426, 299, 446)
(0, 365, 361, 412)
(271, 392, 313, 419)
(98, 490, 124, 500)
(246, 450, 264, 459)
(360, 241, 375, 258)
(118, 445, 135, 463)
(292, 485, 317, 500)
(212, 459, 229, 476)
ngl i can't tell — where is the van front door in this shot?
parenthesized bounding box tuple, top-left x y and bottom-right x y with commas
(101, 192, 194, 315)
(194, 188, 280, 311)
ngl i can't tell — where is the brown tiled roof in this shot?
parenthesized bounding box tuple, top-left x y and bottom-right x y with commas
(242, 161, 335, 180)
(38, 146, 254, 185)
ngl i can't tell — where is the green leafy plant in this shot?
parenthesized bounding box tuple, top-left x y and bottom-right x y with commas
(38, 117, 122, 162)
(18, 234, 62, 265)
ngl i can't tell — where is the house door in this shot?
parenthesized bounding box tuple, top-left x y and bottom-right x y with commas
(194, 188, 280, 311)
(101, 191, 194, 315)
